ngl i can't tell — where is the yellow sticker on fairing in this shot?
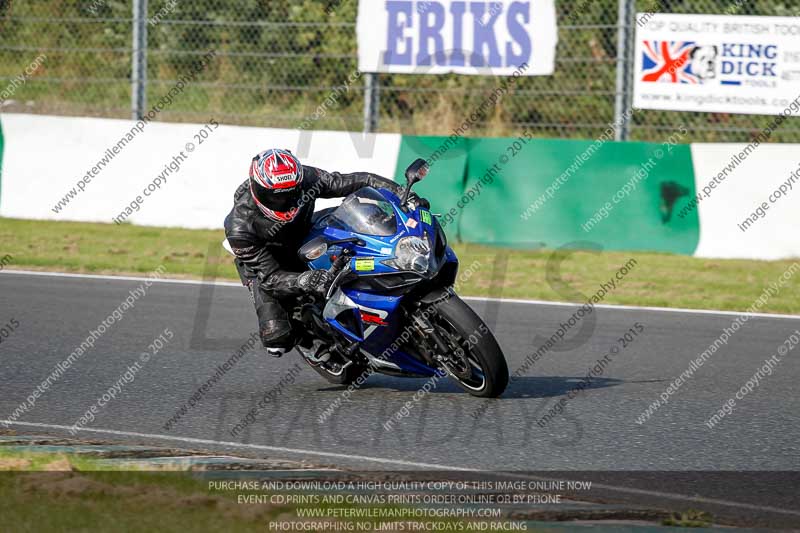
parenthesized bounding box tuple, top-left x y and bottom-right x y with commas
(354, 257, 375, 271)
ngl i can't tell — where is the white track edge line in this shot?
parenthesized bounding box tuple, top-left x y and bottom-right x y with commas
(0, 420, 472, 471)
(0, 269, 243, 287)
(462, 296, 800, 320)
(2, 269, 798, 320)
(3, 420, 799, 517)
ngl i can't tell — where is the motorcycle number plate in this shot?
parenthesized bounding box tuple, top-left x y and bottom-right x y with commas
(420, 210, 432, 225)
(354, 257, 375, 271)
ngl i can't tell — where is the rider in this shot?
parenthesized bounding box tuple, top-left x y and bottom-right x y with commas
(224, 148, 429, 358)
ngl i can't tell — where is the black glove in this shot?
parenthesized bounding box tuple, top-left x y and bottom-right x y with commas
(408, 192, 430, 210)
(296, 269, 333, 298)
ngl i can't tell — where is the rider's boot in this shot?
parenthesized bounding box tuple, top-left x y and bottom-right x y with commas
(265, 347, 287, 358)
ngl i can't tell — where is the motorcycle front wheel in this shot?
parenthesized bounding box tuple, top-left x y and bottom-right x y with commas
(431, 294, 509, 398)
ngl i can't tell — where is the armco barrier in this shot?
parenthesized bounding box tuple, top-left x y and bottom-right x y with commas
(0, 119, 4, 207)
(691, 143, 800, 260)
(2, 113, 799, 260)
(0, 114, 401, 229)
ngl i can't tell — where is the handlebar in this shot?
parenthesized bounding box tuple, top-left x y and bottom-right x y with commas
(324, 237, 363, 277)
(322, 251, 353, 300)
(328, 252, 351, 276)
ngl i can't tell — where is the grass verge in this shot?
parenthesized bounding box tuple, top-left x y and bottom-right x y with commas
(0, 449, 297, 532)
(0, 448, 467, 533)
(1, 217, 798, 315)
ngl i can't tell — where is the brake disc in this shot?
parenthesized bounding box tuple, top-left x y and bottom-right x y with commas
(435, 326, 472, 380)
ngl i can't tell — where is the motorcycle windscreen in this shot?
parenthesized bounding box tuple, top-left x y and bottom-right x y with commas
(327, 187, 398, 237)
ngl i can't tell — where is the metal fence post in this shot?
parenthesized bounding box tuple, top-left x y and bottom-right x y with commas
(363, 72, 379, 133)
(613, 0, 635, 141)
(131, 0, 148, 120)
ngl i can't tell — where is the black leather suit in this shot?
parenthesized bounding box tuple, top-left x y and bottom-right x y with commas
(223, 166, 405, 349)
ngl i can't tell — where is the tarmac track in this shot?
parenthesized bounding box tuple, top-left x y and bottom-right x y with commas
(1, 270, 799, 527)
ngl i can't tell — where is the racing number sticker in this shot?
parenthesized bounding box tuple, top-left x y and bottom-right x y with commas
(354, 257, 375, 271)
(420, 210, 432, 225)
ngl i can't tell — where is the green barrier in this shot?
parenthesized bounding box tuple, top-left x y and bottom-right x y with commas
(397, 134, 700, 255)
(460, 137, 699, 254)
(393, 135, 469, 241)
(0, 118, 4, 206)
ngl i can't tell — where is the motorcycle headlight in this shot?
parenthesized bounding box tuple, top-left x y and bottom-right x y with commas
(383, 236, 431, 273)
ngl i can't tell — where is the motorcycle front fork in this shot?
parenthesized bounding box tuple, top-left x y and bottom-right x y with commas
(409, 310, 451, 365)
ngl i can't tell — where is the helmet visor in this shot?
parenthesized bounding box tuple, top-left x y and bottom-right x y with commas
(253, 184, 301, 213)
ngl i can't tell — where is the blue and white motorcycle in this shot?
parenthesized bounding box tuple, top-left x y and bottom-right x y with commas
(294, 159, 508, 397)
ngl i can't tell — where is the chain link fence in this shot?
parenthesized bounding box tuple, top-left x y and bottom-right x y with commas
(1, 0, 799, 142)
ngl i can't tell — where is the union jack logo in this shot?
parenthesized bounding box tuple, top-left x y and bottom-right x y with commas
(641, 41, 698, 84)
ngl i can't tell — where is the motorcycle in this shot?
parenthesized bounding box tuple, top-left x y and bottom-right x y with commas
(231, 159, 509, 397)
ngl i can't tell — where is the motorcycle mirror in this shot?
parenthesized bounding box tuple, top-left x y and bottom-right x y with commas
(328, 237, 366, 247)
(404, 158, 429, 185)
(402, 158, 429, 205)
(298, 236, 328, 261)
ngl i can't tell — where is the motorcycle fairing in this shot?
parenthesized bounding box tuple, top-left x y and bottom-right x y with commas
(306, 187, 456, 378)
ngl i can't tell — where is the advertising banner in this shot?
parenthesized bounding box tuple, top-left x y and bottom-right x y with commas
(356, 0, 557, 76)
(633, 13, 800, 115)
